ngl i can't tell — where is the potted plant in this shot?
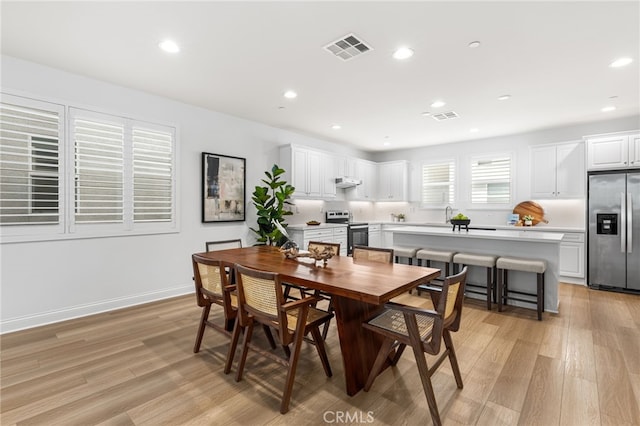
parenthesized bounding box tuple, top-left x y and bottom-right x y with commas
(396, 213, 406, 222)
(523, 215, 534, 226)
(250, 164, 296, 246)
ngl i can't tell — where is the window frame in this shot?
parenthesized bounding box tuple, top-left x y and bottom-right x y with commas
(1, 93, 179, 243)
(469, 152, 514, 207)
(420, 158, 456, 209)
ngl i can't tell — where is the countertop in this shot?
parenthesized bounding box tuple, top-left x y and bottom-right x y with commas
(387, 225, 564, 243)
(372, 221, 584, 233)
(287, 223, 348, 231)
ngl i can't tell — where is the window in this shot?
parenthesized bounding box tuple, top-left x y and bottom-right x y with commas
(421, 160, 455, 206)
(470, 154, 512, 204)
(0, 93, 177, 241)
(0, 96, 63, 230)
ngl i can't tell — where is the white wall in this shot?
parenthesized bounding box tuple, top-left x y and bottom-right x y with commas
(369, 116, 639, 227)
(0, 56, 365, 333)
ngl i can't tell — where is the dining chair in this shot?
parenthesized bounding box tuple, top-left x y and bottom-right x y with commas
(225, 263, 333, 414)
(305, 241, 340, 339)
(362, 267, 468, 426)
(352, 245, 394, 263)
(191, 253, 276, 354)
(205, 238, 242, 252)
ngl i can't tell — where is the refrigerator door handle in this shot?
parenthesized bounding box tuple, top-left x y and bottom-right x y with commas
(621, 192, 626, 253)
(627, 192, 633, 253)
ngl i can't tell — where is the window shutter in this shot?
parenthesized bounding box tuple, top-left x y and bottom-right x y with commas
(132, 127, 173, 222)
(470, 156, 511, 204)
(73, 116, 124, 223)
(0, 101, 60, 225)
(422, 161, 455, 205)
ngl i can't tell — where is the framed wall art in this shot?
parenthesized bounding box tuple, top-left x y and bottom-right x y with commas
(202, 152, 246, 222)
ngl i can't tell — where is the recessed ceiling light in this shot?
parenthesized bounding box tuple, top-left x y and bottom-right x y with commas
(430, 100, 445, 108)
(383, 142, 391, 147)
(609, 57, 633, 68)
(283, 90, 297, 99)
(468, 41, 481, 49)
(331, 124, 341, 130)
(498, 94, 511, 101)
(601, 106, 616, 112)
(470, 128, 479, 133)
(392, 47, 414, 60)
(159, 39, 180, 53)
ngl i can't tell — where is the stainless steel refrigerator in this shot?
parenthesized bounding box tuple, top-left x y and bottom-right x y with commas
(588, 171, 640, 291)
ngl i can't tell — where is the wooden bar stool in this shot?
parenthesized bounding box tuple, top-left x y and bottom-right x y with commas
(496, 256, 546, 321)
(392, 246, 420, 265)
(452, 252, 497, 310)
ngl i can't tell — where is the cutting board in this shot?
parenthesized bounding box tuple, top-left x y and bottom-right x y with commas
(513, 201, 548, 225)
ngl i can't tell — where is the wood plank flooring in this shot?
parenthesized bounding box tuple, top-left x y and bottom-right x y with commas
(2, 283, 639, 425)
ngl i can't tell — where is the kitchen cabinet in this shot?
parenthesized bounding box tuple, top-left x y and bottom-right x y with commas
(368, 224, 381, 247)
(586, 132, 640, 170)
(377, 161, 408, 201)
(280, 145, 337, 199)
(353, 159, 377, 201)
(288, 225, 347, 256)
(530, 141, 584, 198)
(559, 233, 585, 279)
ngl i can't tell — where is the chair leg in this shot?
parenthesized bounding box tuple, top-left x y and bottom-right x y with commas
(411, 343, 442, 426)
(321, 299, 334, 340)
(486, 267, 492, 311)
(224, 320, 242, 374)
(390, 343, 406, 366)
(262, 324, 277, 349)
(235, 321, 254, 382)
(310, 327, 332, 377)
(193, 304, 211, 353)
(443, 330, 463, 389)
(364, 337, 396, 392)
(280, 309, 309, 414)
(497, 268, 503, 312)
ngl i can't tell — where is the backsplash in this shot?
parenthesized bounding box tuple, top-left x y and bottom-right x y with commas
(286, 198, 585, 228)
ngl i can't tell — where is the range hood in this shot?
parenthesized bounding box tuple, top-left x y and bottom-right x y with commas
(335, 177, 362, 188)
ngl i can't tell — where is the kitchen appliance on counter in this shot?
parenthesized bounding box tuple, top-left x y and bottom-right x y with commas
(588, 170, 640, 292)
(326, 210, 368, 255)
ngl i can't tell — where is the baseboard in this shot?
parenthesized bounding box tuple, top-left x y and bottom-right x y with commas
(0, 285, 193, 334)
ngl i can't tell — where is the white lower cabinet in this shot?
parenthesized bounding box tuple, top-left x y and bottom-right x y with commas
(289, 226, 348, 256)
(559, 233, 585, 278)
(368, 224, 381, 248)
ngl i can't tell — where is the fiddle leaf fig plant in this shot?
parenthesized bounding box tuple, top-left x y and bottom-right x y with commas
(250, 164, 295, 246)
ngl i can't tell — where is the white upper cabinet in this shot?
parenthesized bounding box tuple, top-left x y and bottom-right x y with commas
(377, 161, 408, 201)
(586, 132, 640, 170)
(353, 159, 377, 201)
(280, 145, 336, 199)
(531, 141, 585, 198)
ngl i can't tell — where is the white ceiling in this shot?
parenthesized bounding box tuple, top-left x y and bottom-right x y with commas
(2, 1, 639, 151)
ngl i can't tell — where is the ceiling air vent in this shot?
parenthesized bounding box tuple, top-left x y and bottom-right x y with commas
(432, 111, 459, 121)
(324, 33, 372, 61)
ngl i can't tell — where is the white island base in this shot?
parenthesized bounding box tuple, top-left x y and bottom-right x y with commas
(390, 226, 563, 314)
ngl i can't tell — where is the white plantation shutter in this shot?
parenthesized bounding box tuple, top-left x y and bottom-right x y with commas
(421, 160, 455, 206)
(132, 127, 173, 222)
(470, 155, 512, 204)
(72, 115, 124, 223)
(0, 98, 62, 226)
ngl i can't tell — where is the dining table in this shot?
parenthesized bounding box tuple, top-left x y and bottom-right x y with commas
(198, 245, 440, 396)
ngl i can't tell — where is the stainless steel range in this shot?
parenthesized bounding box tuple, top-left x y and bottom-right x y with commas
(326, 210, 368, 255)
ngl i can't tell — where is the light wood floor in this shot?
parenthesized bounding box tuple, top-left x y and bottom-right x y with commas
(2, 283, 639, 425)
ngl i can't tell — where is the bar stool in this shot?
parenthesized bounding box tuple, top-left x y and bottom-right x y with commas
(496, 256, 546, 321)
(452, 252, 497, 310)
(416, 249, 456, 280)
(391, 246, 420, 265)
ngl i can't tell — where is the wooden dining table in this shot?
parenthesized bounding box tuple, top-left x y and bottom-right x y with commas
(198, 245, 440, 396)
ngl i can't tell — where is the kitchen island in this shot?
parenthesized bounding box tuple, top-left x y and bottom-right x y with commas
(389, 226, 564, 313)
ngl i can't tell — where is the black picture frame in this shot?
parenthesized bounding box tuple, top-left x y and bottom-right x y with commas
(202, 152, 246, 222)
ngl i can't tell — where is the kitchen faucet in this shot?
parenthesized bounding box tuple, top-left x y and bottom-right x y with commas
(445, 205, 453, 223)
